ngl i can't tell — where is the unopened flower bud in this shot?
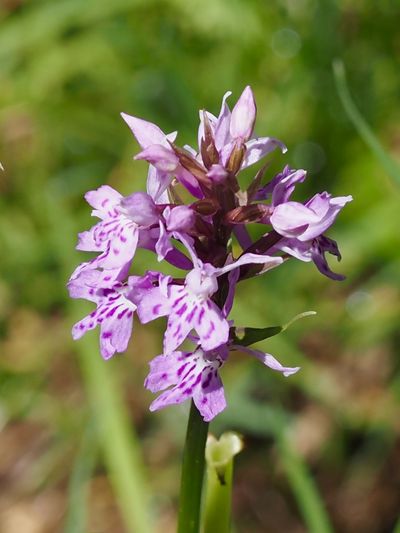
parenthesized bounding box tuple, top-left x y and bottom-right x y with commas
(230, 85, 256, 141)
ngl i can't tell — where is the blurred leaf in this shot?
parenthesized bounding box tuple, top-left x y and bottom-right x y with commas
(64, 421, 97, 533)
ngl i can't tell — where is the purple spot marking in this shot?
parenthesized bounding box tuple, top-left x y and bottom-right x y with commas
(204, 322, 215, 340)
(176, 303, 188, 317)
(120, 235, 127, 243)
(173, 324, 181, 337)
(186, 306, 197, 323)
(102, 331, 112, 339)
(193, 373, 202, 387)
(117, 308, 129, 319)
(112, 248, 120, 255)
(101, 198, 109, 208)
(202, 370, 212, 389)
(106, 306, 118, 318)
(177, 362, 189, 377)
(198, 308, 205, 325)
(152, 304, 161, 315)
(172, 295, 185, 309)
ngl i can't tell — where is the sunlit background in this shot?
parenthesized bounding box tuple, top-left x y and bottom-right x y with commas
(1, 1, 399, 532)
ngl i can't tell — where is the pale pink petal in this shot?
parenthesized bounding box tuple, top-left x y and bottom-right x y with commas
(230, 86, 256, 141)
(121, 112, 168, 148)
(84, 185, 122, 219)
(237, 345, 300, 377)
(242, 137, 287, 168)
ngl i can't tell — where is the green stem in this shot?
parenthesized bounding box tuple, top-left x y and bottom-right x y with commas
(177, 401, 209, 533)
(202, 432, 243, 533)
(203, 460, 233, 533)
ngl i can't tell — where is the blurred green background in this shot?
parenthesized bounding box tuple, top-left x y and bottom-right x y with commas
(1, 0, 399, 532)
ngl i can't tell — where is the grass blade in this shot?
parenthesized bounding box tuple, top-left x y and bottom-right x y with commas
(64, 421, 97, 533)
(333, 59, 400, 187)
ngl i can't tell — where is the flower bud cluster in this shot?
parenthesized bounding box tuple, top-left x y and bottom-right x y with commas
(68, 87, 352, 420)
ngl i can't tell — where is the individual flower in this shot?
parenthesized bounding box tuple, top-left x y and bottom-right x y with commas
(121, 112, 178, 202)
(145, 347, 227, 422)
(68, 266, 136, 359)
(137, 249, 282, 353)
(144, 340, 300, 421)
(276, 234, 346, 281)
(270, 192, 353, 241)
(196, 86, 287, 174)
(76, 184, 198, 271)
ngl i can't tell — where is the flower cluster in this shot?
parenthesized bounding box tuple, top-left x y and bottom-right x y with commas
(69, 87, 352, 421)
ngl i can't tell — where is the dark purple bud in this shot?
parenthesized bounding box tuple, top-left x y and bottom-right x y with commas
(224, 204, 271, 225)
(200, 112, 219, 169)
(226, 141, 246, 175)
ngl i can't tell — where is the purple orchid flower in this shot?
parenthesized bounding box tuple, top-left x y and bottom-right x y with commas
(137, 247, 282, 353)
(68, 266, 136, 359)
(270, 192, 353, 241)
(145, 339, 300, 422)
(70, 86, 352, 421)
(196, 86, 287, 174)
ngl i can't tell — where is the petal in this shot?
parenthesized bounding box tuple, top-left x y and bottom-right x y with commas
(270, 168, 307, 206)
(155, 221, 173, 261)
(270, 202, 319, 238)
(144, 351, 190, 393)
(214, 91, 232, 151)
(96, 223, 139, 269)
(216, 252, 283, 276)
(135, 144, 179, 173)
(165, 205, 195, 232)
(99, 305, 135, 359)
(146, 347, 227, 421)
(195, 301, 229, 351)
(146, 165, 171, 204)
(242, 137, 287, 168)
(121, 112, 169, 148)
(311, 238, 345, 281)
(84, 185, 122, 219)
(164, 304, 195, 353)
(120, 192, 159, 226)
(193, 368, 226, 422)
(176, 167, 204, 199)
(230, 86, 256, 141)
(76, 226, 105, 252)
(237, 346, 300, 377)
(136, 286, 172, 323)
(222, 268, 240, 317)
(299, 194, 353, 241)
